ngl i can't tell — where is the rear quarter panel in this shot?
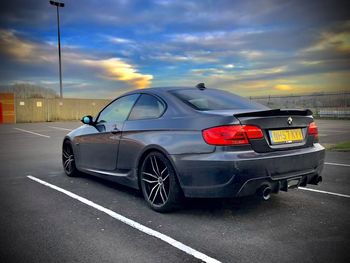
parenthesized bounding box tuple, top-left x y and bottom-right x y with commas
(117, 113, 238, 170)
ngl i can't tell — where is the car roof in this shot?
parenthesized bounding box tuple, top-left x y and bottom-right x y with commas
(128, 86, 192, 93)
(124, 86, 212, 96)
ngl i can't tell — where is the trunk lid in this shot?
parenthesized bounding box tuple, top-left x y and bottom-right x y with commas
(234, 109, 315, 153)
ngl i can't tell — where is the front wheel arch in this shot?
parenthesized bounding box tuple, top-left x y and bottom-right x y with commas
(62, 139, 80, 177)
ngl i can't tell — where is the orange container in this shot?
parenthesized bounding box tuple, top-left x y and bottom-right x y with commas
(0, 102, 3, 123)
(0, 93, 15, 124)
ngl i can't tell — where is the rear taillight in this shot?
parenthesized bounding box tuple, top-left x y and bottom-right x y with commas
(202, 125, 263, 145)
(308, 122, 319, 140)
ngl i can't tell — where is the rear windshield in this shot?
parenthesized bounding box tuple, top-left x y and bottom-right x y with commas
(170, 89, 267, 111)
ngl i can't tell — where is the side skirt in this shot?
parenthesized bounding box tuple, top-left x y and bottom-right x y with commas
(78, 167, 140, 190)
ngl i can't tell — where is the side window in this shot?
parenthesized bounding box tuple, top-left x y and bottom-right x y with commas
(128, 94, 165, 120)
(97, 94, 139, 123)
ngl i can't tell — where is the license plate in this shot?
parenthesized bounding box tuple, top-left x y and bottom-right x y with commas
(269, 128, 303, 144)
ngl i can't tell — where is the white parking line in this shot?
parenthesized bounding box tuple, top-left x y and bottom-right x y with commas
(13, 128, 50, 138)
(26, 175, 221, 263)
(299, 187, 350, 198)
(325, 162, 350, 168)
(47, 126, 72, 131)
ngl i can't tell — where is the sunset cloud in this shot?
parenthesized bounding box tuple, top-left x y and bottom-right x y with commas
(304, 23, 350, 54)
(274, 84, 293, 91)
(81, 58, 153, 89)
(0, 29, 153, 90)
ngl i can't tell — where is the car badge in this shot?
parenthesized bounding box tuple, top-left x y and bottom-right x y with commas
(287, 116, 293, 125)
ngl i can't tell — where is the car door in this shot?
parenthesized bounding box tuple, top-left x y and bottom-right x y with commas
(76, 94, 139, 171)
(117, 93, 166, 171)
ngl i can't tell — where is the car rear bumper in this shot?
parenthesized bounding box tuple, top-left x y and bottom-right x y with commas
(170, 143, 325, 198)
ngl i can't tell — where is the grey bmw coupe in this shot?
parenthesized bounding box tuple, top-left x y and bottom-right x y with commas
(62, 85, 325, 212)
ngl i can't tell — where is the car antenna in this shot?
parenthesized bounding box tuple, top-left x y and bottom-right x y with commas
(196, 83, 206, 90)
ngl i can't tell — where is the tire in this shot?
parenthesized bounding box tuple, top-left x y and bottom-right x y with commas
(140, 151, 183, 212)
(62, 140, 79, 177)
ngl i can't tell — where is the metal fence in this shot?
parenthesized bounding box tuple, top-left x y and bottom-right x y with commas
(250, 92, 350, 118)
(6, 91, 350, 123)
(318, 109, 350, 118)
(15, 98, 111, 122)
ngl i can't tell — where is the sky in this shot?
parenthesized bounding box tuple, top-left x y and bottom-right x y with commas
(0, 0, 349, 98)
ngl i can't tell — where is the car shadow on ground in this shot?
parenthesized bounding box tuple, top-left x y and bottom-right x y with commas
(180, 195, 286, 217)
(78, 172, 143, 197)
(78, 171, 285, 216)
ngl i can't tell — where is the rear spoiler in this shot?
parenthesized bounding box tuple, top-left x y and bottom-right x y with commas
(234, 109, 313, 118)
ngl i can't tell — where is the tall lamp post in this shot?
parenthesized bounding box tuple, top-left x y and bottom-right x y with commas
(49, 1, 65, 98)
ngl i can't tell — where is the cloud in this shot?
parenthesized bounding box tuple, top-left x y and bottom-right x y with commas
(0, 29, 153, 89)
(223, 64, 235, 68)
(189, 65, 288, 82)
(168, 30, 251, 50)
(81, 58, 153, 89)
(149, 51, 219, 64)
(274, 84, 293, 91)
(304, 31, 350, 54)
(107, 36, 134, 44)
(239, 50, 263, 60)
(191, 68, 225, 75)
(2, 0, 349, 34)
(150, 53, 191, 62)
(0, 30, 41, 62)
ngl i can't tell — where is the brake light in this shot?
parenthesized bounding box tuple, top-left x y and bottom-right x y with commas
(308, 122, 318, 140)
(243, 125, 264, 139)
(202, 125, 263, 145)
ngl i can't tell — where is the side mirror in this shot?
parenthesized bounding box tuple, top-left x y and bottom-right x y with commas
(81, 115, 94, 125)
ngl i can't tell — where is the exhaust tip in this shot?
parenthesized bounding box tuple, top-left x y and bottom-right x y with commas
(257, 186, 272, 201)
(309, 175, 323, 185)
(262, 187, 272, 201)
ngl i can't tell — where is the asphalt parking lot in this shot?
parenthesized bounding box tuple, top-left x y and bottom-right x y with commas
(0, 119, 349, 263)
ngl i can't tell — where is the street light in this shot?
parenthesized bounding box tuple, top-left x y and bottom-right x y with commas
(49, 1, 65, 98)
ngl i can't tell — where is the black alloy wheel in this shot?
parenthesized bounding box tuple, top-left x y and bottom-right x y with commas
(140, 152, 182, 212)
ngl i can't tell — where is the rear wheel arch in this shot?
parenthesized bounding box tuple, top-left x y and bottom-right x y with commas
(136, 146, 182, 189)
(138, 150, 184, 212)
